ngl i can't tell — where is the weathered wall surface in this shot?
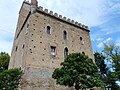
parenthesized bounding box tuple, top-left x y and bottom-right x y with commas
(9, 2, 30, 69)
(20, 67, 71, 90)
(9, 1, 94, 90)
(25, 12, 94, 69)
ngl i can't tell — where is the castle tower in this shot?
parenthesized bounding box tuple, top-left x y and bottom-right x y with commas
(31, 0, 38, 14)
(9, 0, 94, 90)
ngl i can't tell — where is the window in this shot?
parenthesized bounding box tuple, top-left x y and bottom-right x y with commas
(80, 37, 84, 45)
(63, 31, 67, 40)
(15, 46, 18, 51)
(80, 37, 82, 41)
(47, 26, 51, 34)
(22, 44, 25, 49)
(82, 51, 85, 55)
(50, 46, 56, 57)
(64, 47, 68, 58)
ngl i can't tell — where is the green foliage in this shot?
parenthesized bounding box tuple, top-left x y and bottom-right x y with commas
(0, 52, 10, 72)
(102, 43, 120, 90)
(52, 53, 104, 90)
(103, 43, 120, 79)
(105, 72, 119, 90)
(94, 42, 120, 90)
(94, 52, 107, 75)
(0, 68, 22, 90)
(0, 52, 22, 90)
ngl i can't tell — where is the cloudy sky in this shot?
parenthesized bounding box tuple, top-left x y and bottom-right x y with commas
(0, 0, 120, 54)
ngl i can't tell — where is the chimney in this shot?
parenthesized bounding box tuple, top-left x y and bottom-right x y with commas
(31, 0, 38, 14)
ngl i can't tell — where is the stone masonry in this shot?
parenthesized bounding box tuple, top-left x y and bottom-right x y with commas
(9, 0, 94, 90)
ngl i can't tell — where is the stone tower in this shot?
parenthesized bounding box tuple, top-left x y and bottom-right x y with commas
(9, 0, 94, 90)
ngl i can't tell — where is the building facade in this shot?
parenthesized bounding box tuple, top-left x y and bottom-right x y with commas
(9, 0, 94, 90)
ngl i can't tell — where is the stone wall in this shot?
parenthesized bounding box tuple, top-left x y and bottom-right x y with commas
(9, 1, 94, 90)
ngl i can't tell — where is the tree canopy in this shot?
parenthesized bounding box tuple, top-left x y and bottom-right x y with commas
(52, 53, 104, 90)
(0, 68, 22, 90)
(94, 42, 120, 90)
(0, 52, 10, 72)
(0, 52, 22, 90)
(103, 43, 120, 80)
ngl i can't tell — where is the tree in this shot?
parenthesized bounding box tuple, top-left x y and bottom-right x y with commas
(103, 43, 120, 79)
(0, 68, 22, 90)
(52, 53, 104, 90)
(94, 52, 107, 75)
(102, 43, 120, 90)
(0, 52, 10, 72)
(94, 43, 120, 90)
(94, 52, 119, 90)
(0, 52, 22, 90)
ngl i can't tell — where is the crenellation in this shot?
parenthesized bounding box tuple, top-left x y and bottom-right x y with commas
(39, 6, 43, 11)
(23, 1, 90, 30)
(85, 26, 88, 29)
(67, 18, 71, 22)
(54, 13, 58, 17)
(78, 23, 82, 27)
(63, 17, 66, 20)
(82, 25, 85, 28)
(36, 6, 89, 30)
(71, 20, 75, 24)
(44, 9, 48, 13)
(49, 11, 53, 15)
(59, 15, 62, 19)
(75, 21, 78, 25)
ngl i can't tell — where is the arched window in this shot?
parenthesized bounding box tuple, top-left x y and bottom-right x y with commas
(80, 37, 82, 41)
(63, 31, 67, 40)
(64, 47, 68, 58)
(80, 37, 84, 45)
(82, 51, 85, 55)
(47, 26, 51, 34)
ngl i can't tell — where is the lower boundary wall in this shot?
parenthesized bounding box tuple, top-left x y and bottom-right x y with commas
(19, 67, 101, 90)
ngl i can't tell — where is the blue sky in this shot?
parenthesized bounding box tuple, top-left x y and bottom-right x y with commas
(0, 0, 120, 54)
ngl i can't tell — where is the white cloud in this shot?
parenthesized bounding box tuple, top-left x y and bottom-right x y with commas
(96, 38, 103, 42)
(97, 42, 104, 48)
(106, 37, 112, 42)
(96, 37, 112, 48)
(38, 0, 107, 27)
(116, 38, 120, 46)
(0, 0, 120, 53)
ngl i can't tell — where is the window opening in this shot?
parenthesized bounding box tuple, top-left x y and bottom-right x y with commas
(63, 31, 67, 40)
(47, 26, 51, 34)
(22, 45, 25, 49)
(15, 46, 18, 51)
(82, 51, 85, 55)
(50, 46, 56, 57)
(80, 37, 82, 41)
(64, 47, 68, 58)
(80, 37, 84, 45)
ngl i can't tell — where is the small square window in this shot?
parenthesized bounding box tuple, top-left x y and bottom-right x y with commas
(50, 46, 56, 57)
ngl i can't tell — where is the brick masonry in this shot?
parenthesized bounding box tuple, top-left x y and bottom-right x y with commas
(9, 0, 94, 90)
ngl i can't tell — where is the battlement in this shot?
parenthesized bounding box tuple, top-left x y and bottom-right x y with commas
(23, 1, 89, 31)
(37, 6, 89, 31)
